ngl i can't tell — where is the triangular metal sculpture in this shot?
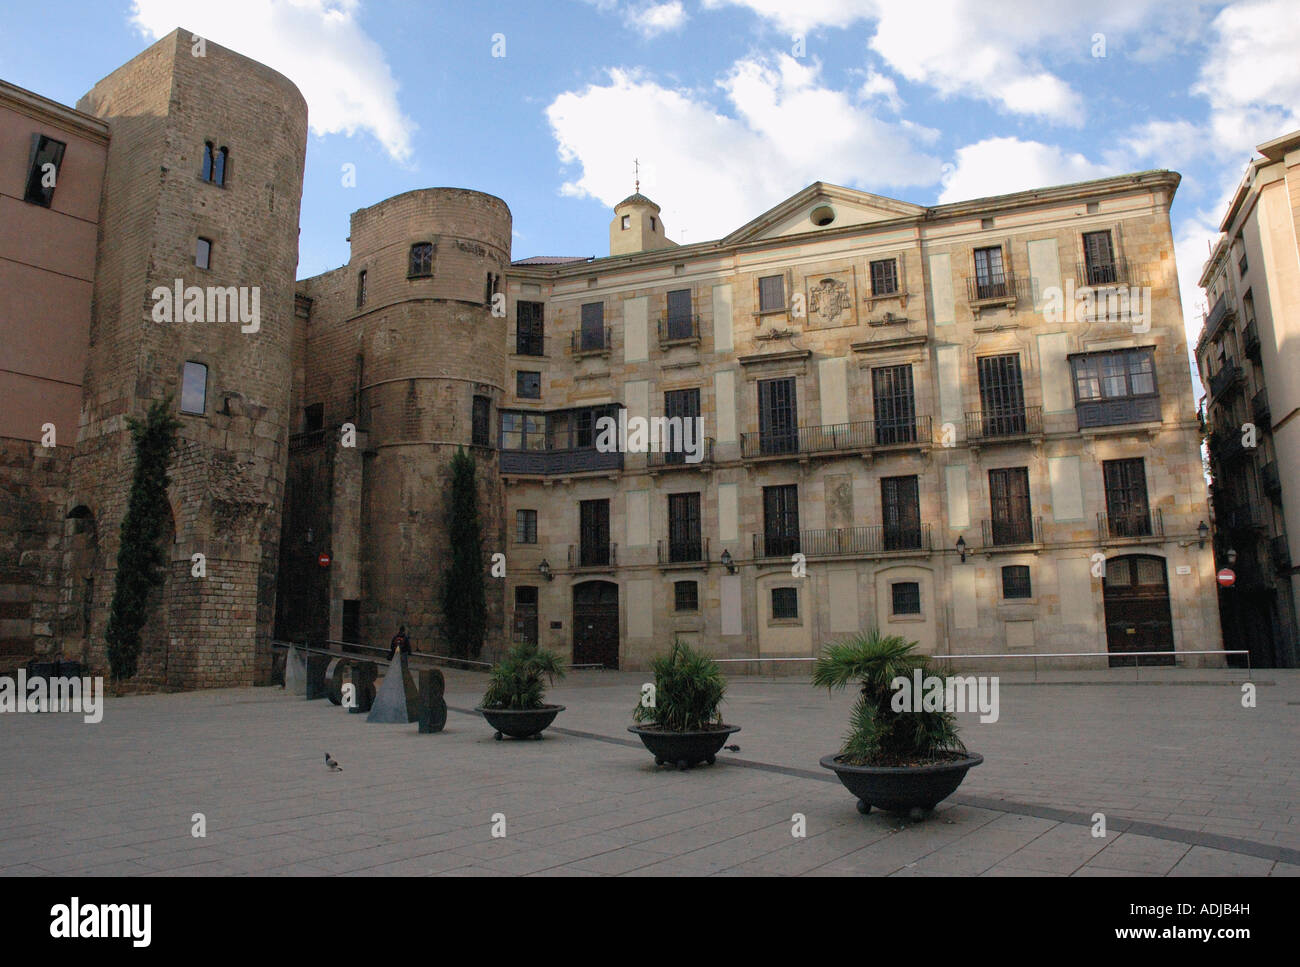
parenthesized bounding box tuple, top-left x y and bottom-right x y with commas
(367, 652, 419, 723)
(284, 644, 307, 697)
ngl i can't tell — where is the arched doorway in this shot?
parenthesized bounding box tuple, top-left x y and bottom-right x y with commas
(1103, 554, 1175, 666)
(572, 581, 619, 669)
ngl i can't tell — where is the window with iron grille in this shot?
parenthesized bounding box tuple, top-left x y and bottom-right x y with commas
(758, 377, 798, 454)
(516, 371, 541, 399)
(977, 354, 1026, 434)
(771, 586, 799, 620)
(973, 246, 1006, 299)
(1069, 349, 1156, 402)
(758, 274, 785, 312)
(579, 499, 611, 566)
(516, 509, 538, 544)
(580, 302, 605, 350)
(674, 580, 699, 612)
(763, 484, 800, 557)
(1082, 230, 1116, 284)
(881, 476, 921, 550)
(663, 388, 700, 465)
(891, 582, 921, 615)
(988, 467, 1032, 545)
(869, 258, 898, 296)
(356, 270, 367, 308)
(471, 395, 491, 446)
(23, 134, 65, 207)
(516, 301, 544, 355)
(1001, 566, 1032, 599)
(1103, 458, 1151, 537)
(409, 243, 433, 277)
(872, 365, 916, 444)
(666, 289, 693, 340)
(667, 492, 702, 562)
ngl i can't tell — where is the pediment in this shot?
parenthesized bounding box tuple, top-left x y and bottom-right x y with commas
(723, 182, 926, 245)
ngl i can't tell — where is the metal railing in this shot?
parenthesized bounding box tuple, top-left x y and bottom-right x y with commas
(646, 437, 714, 469)
(1210, 425, 1248, 465)
(1203, 292, 1236, 340)
(1252, 387, 1271, 428)
(1076, 256, 1135, 287)
(752, 532, 800, 559)
(964, 406, 1042, 442)
(513, 334, 547, 357)
(1209, 359, 1242, 400)
(1243, 320, 1261, 360)
(568, 542, 617, 568)
(570, 328, 612, 355)
(966, 273, 1031, 303)
(1262, 461, 1282, 499)
(981, 516, 1041, 548)
(658, 314, 700, 345)
(657, 536, 709, 565)
(1098, 508, 1163, 540)
(740, 416, 931, 459)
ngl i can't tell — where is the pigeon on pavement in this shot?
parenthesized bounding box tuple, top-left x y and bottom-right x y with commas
(325, 753, 342, 772)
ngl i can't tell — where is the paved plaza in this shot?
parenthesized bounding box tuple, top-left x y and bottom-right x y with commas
(2, 667, 1298, 876)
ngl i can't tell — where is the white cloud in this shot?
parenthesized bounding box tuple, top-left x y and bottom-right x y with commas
(937, 136, 1118, 204)
(628, 1, 688, 37)
(547, 56, 943, 244)
(856, 69, 902, 112)
(129, 0, 415, 163)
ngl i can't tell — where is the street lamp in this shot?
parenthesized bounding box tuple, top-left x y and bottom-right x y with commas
(1226, 547, 1238, 566)
(1197, 520, 1209, 549)
(538, 558, 553, 581)
(720, 548, 737, 574)
(956, 535, 967, 563)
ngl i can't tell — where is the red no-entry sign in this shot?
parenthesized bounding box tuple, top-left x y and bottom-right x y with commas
(318, 553, 331, 568)
(1217, 568, 1235, 587)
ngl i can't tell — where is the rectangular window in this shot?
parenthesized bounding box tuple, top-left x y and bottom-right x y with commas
(881, 475, 921, 550)
(763, 484, 800, 557)
(580, 302, 605, 351)
(1082, 230, 1117, 284)
(513, 586, 539, 645)
(516, 371, 541, 399)
(872, 364, 916, 445)
(667, 492, 702, 562)
(758, 376, 798, 455)
(1002, 565, 1032, 599)
(409, 242, 433, 277)
(666, 288, 693, 340)
(356, 270, 367, 308)
(771, 587, 799, 620)
(472, 395, 491, 446)
(1069, 349, 1156, 402)
(1103, 458, 1151, 537)
(869, 258, 898, 296)
(673, 580, 699, 612)
(758, 274, 785, 312)
(973, 245, 1006, 299)
(181, 361, 207, 415)
(24, 134, 67, 207)
(988, 467, 1032, 545)
(195, 237, 212, 270)
(891, 582, 921, 615)
(515, 509, 538, 544)
(621, 214, 630, 230)
(516, 301, 544, 355)
(303, 403, 324, 432)
(663, 388, 700, 465)
(579, 499, 611, 566)
(977, 354, 1026, 435)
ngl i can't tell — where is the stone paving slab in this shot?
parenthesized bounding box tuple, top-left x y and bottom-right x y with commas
(0, 667, 1296, 876)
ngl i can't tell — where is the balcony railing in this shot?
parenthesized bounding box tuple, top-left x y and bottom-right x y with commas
(657, 537, 709, 565)
(1210, 426, 1249, 465)
(1252, 387, 1271, 428)
(1271, 535, 1292, 571)
(751, 525, 933, 560)
(1076, 394, 1161, 429)
(740, 417, 931, 459)
(752, 533, 800, 559)
(570, 328, 612, 356)
(1262, 461, 1282, 500)
(1208, 359, 1242, 400)
(964, 406, 1042, 443)
(658, 314, 700, 346)
(1224, 504, 1266, 534)
(568, 542, 617, 568)
(646, 437, 714, 469)
(981, 516, 1042, 548)
(501, 446, 623, 475)
(513, 334, 547, 357)
(966, 273, 1031, 304)
(1203, 293, 1236, 341)
(1243, 320, 1261, 361)
(1076, 256, 1134, 287)
(1098, 508, 1163, 540)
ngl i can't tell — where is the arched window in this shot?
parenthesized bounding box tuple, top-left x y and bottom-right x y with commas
(213, 146, 227, 186)
(201, 142, 213, 181)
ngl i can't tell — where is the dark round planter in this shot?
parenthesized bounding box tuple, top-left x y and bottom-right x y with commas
(628, 724, 741, 770)
(820, 752, 983, 817)
(476, 704, 565, 740)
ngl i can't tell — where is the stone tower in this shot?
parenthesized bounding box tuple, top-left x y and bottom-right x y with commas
(609, 192, 677, 256)
(66, 29, 307, 687)
(283, 189, 510, 656)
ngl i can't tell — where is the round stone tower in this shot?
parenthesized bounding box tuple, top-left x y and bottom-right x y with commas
(346, 188, 511, 653)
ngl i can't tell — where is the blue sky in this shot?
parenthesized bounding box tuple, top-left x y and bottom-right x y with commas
(4, 0, 1299, 365)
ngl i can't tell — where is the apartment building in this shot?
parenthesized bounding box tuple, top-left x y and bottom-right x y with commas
(1196, 129, 1300, 669)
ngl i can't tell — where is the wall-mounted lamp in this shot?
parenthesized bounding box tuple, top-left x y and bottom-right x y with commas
(1226, 547, 1238, 566)
(538, 558, 553, 582)
(720, 548, 737, 575)
(956, 535, 967, 563)
(1197, 520, 1209, 549)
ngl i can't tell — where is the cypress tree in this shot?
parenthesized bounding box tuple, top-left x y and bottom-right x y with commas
(441, 447, 487, 660)
(104, 398, 181, 680)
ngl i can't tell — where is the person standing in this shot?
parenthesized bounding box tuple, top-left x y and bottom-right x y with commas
(388, 624, 412, 661)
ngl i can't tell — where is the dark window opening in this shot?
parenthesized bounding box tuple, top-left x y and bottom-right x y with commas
(516, 301, 544, 355)
(973, 245, 1007, 299)
(870, 258, 898, 296)
(771, 586, 799, 620)
(303, 403, 324, 433)
(356, 270, 367, 308)
(409, 242, 433, 278)
(763, 484, 800, 557)
(977, 354, 1026, 435)
(580, 302, 605, 351)
(1103, 458, 1151, 537)
(872, 364, 916, 445)
(516, 509, 537, 544)
(881, 475, 922, 550)
(758, 377, 798, 455)
(666, 288, 693, 340)
(989, 467, 1032, 545)
(579, 499, 611, 567)
(471, 395, 491, 446)
(891, 582, 921, 615)
(1001, 566, 1032, 599)
(674, 580, 698, 612)
(25, 134, 68, 207)
(516, 371, 541, 399)
(663, 388, 700, 465)
(667, 492, 702, 562)
(1082, 230, 1117, 284)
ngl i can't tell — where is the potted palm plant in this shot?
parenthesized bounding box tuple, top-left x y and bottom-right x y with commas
(629, 639, 739, 770)
(475, 640, 565, 740)
(813, 630, 982, 819)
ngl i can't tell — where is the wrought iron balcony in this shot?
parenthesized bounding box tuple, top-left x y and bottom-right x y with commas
(797, 524, 932, 558)
(501, 446, 623, 475)
(570, 328, 612, 357)
(1252, 387, 1271, 429)
(752, 533, 800, 559)
(980, 516, 1042, 548)
(646, 437, 714, 470)
(964, 406, 1042, 443)
(966, 272, 1031, 305)
(1262, 461, 1282, 500)
(1271, 535, 1292, 571)
(1224, 503, 1266, 535)
(568, 542, 617, 569)
(657, 537, 709, 565)
(1209, 425, 1249, 465)
(1208, 359, 1242, 400)
(1203, 293, 1236, 341)
(740, 417, 931, 459)
(1076, 256, 1135, 287)
(1243, 320, 1261, 361)
(657, 314, 701, 346)
(1098, 509, 1163, 541)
